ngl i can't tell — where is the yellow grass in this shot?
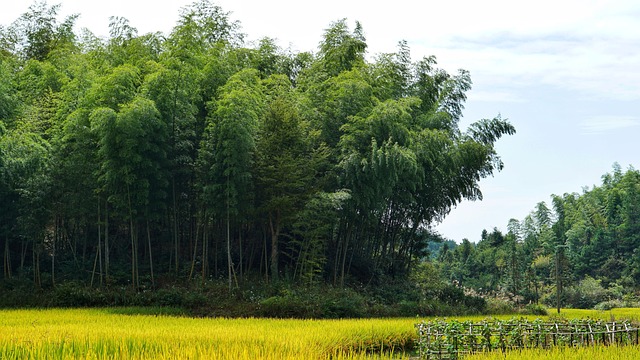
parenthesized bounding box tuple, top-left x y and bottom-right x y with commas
(2, 307, 640, 359)
(553, 308, 640, 322)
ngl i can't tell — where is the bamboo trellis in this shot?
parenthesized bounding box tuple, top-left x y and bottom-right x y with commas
(415, 318, 639, 359)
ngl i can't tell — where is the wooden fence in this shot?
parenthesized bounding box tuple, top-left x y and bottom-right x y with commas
(415, 318, 639, 359)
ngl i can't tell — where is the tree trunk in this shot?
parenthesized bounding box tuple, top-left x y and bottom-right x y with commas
(212, 223, 216, 277)
(333, 218, 348, 286)
(130, 218, 137, 290)
(20, 240, 26, 275)
(202, 222, 208, 286)
(262, 228, 269, 283)
(189, 217, 200, 281)
(51, 236, 55, 287)
(126, 181, 140, 290)
(105, 202, 109, 282)
(90, 244, 99, 287)
(173, 179, 179, 273)
(238, 226, 243, 281)
(340, 229, 350, 288)
(227, 205, 232, 291)
(3, 236, 11, 279)
(52, 217, 56, 287)
(97, 201, 103, 287)
(147, 219, 154, 287)
(269, 211, 280, 281)
(33, 247, 41, 288)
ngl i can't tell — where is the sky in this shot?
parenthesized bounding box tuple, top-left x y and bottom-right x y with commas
(2, 0, 639, 242)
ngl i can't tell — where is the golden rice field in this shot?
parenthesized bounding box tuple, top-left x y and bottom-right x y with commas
(0, 308, 416, 359)
(1, 307, 640, 359)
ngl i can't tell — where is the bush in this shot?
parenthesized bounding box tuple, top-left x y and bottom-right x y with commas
(594, 299, 625, 311)
(434, 285, 486, 314)
(463, 294, 487, 313)
(521, 303, 548, 316)
(183, 291, 208, 309)
(0, 278, 41, 307)
(154, 287, 185, 307)
(484, 297, 515, 315)
(51, 282, 106, 307)
(565, 276, 608, 309)
(260, 295, 312, 318)
(321, 289, 365, 318)
(397, 300, 419, 316)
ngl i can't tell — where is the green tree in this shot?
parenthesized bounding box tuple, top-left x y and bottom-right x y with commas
(168, 0, 243, 60)
(255, 74, 315, 280)
(87, 64, 140, 111)
(142, 58, 200, 273)
(1, 1, 78, 61)
(198, 68, 264, 289)
(318, 19, 367, 77)
(92, 97, 168, 288)
(0, 60, 20, 123)
(0, 126, 51, 285)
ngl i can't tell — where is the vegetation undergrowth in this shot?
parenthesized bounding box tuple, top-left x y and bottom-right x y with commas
(0, 277, 493, 318)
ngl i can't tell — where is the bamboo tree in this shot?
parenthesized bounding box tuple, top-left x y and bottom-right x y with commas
(197, 68, 264, 289)
(92, 97, 168, 289)
(142, 59, 200, 274)
(255, 75, 315, 280)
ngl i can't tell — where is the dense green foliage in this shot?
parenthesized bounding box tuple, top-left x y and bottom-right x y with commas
(0, 1, 514, 313)
(434, 164, 640, 310)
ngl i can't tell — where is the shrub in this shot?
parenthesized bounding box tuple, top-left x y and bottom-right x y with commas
(321, 290, 365, 318)
(257, 286, 368, 318)
(397, 300, 419, 316)
(154, 287, 185, 307)
(183, 291, 208, 309)
(484, 297, 515, 315)
(259, 295, 311, 318)
(51, 282, 106, 307)
(566, 276, 608, 309)
(521, 303, 548, 316)
(594, 299, 625, 311)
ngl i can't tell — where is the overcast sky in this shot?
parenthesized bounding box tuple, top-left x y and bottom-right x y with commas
(3, 0, 639, 242)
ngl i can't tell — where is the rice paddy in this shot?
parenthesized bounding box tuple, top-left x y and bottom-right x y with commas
(1, 307, 640, 359)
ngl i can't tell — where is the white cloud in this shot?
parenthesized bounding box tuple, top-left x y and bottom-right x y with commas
(468, 90, 525, 103)
(580, 116, 639, 134)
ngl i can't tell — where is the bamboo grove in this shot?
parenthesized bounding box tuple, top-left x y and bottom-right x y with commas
(0, 1, 515, 290)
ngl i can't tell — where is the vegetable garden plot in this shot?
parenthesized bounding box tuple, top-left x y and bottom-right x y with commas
(415, 318, 639, 359)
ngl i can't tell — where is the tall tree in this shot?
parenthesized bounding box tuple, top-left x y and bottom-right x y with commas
(0, 126, 51, 285)
(1, 1, 78, 61)
(198, 68, 264, 289)
(142, 59, 200, 273)
(255, 74, 315, 280)
(92, 97, 168, 288)
(318, 19, 367, 77)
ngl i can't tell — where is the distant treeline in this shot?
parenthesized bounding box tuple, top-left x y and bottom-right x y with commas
(434, 164, 640, 309)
